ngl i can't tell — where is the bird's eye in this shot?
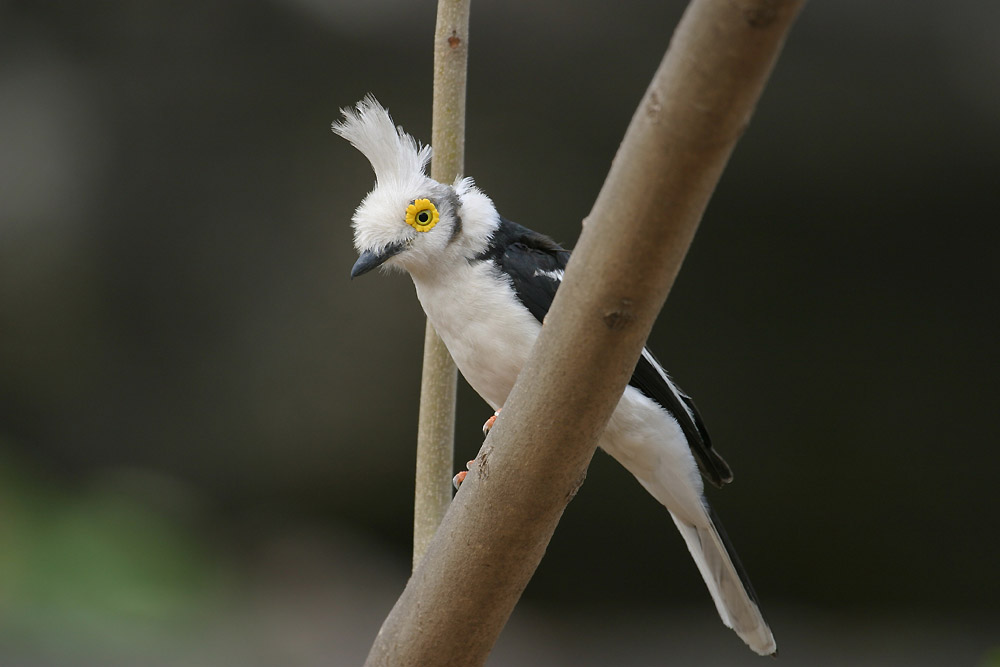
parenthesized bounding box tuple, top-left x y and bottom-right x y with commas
(405, 199, 439, 232)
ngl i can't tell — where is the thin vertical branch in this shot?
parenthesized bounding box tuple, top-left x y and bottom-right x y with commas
(367, 0, 804, 664)
(412, 0, 471, 570)
(412, 325, 456, 569)
(430, 0, 470, 182)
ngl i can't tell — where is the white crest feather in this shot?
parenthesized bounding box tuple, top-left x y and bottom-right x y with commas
(331, 95, 432, 189)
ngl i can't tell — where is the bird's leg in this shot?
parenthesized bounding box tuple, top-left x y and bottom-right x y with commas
(455, 409, 502, 490)
(482, 409, 502, 437)
(452, 460, 476, 490)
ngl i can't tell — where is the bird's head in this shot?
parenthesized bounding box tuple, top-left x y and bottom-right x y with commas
(333, 95, 494, 280)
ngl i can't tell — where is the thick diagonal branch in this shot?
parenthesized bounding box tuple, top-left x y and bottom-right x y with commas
(371, 0, 805, 664)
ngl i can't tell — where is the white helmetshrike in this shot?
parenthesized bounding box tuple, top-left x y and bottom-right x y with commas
(333, 96, 776, 656)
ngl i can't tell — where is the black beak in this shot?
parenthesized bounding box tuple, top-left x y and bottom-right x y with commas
(350, 242, 406, 279)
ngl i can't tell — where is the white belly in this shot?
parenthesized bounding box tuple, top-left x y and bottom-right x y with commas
(412, 262, 541, 410)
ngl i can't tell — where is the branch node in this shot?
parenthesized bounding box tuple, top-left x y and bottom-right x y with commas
(477, 444, 494, 481)
(602, 301, 636, 331)
(646, 91, 663, 119)
(742, 2, 779, 28)
(566, 469, 588, 502)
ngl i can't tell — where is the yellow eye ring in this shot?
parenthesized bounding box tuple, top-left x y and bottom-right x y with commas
(405, 199, 439, 232)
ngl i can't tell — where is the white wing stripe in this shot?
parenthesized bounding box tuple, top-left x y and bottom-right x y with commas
(640, 347, 695, 422)
(532, 268, 564, 281)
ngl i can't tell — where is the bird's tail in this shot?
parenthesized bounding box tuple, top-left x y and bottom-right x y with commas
(671, 506, 776, 656)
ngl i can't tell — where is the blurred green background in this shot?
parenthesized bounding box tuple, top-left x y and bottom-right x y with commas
(2, 1, 998, 665)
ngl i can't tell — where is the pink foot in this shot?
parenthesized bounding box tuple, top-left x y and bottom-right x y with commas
(452, 460, 476, 490)
(482, 409, 502, 437)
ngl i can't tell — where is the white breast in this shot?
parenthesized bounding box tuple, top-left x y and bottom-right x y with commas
(412, 257, 706, 523)
(411, 260, 542, 410)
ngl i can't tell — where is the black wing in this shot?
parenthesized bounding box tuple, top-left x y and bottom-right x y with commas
(476, 217, 570, 322)
(480, 217, 732, 488)
(630, 349, 733, 487)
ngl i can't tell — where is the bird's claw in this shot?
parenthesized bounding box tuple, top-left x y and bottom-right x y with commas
(482, 409, 502, 437)
(457, 410, 502, 489)
(453, 460, 476, 490)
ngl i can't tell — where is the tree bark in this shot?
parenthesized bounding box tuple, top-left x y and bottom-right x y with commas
(412, 0, 471, 570)
(370, 0, 805, 664)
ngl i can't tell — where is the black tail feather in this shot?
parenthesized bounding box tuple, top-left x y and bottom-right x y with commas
(708, 504, 764, 610)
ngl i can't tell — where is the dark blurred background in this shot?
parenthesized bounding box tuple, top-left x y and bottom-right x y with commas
(2, 1, 998, 665)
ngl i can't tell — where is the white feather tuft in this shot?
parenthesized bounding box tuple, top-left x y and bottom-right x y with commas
(332, 95, 432, 189)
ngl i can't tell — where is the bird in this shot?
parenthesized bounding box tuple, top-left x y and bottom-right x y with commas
(332, 95, 776, 656)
